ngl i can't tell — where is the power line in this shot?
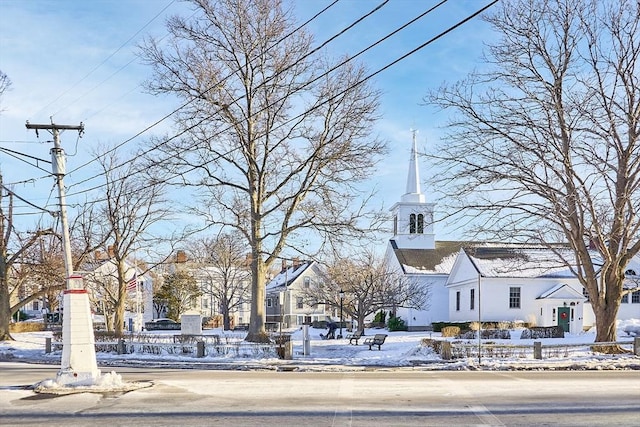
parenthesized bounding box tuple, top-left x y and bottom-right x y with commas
(64, 0, 347, 183)
(1, 184, 57, 216)
(66, 0, 476, 200)
(33, 1, 177, 119)
(65, 1, 496, 204)
(0, 146, 52, 175)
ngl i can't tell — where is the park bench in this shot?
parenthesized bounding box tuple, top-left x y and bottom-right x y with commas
(346, 330, 363, 345)
(364, 333, 387, 351)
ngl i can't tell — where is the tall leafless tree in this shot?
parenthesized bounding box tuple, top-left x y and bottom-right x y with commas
(89, 149, 174, 337)
(140, 0, 386, 341)
(190, 233, 251, 330)
(426, 0, 640, 343)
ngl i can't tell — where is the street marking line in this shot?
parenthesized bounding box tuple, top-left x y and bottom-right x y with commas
(332, 374, 354, 427)
(467, 404, 506, 426)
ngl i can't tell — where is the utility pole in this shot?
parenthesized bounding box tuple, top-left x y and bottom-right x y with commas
(26, 121, 101, 386)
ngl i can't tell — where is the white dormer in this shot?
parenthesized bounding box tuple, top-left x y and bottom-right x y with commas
(389, 130, 435, 250)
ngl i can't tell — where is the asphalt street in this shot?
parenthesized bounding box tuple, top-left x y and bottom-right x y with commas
(1, 362, 639, 426)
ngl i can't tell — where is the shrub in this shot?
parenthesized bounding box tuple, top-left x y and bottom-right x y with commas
(421, 338, 442, 354)
(520, 326, 564, 339)
(387, 316, 408, 331)
(441, 326, 460, 337)
(461, 329, 512, 339)
(373, 310, 387, 324)
(497, 321, 511, 330)
(9, 322, 45, 333)
(432, 322, 472, 332)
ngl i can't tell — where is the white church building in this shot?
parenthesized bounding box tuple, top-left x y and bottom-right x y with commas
(385, 134, 640, 332)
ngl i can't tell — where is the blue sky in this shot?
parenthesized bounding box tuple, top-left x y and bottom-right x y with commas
(0, 0, 496, 246)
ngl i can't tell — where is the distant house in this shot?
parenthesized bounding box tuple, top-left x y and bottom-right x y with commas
(385, 133, 640, 331)
(265, 259, 330, 329)
(82, 252, 152, 332)
(167, 250, 252, 328)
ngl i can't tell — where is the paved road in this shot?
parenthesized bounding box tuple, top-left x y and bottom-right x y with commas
(1, 362, 639, 426)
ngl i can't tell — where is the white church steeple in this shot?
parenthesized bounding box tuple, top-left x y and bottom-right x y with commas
(389, 130, 435, 250)
(402, 129, 425, 203)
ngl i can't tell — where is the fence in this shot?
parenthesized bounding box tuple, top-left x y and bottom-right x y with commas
(435, 338, 640, 360)
(46, 333, 288, 359)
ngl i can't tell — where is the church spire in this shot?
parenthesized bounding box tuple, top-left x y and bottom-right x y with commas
(402, 129, 425, 203)
(389, 129, 435, 250)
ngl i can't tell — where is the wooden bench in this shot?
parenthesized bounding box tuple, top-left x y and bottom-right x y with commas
(364, 333, 387, 350)
(346, 330, 363, 345)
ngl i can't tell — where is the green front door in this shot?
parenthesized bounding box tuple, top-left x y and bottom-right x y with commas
(558, 307, 570, 332)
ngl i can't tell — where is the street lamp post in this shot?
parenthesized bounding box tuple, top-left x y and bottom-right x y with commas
(338, 289, 345, 339)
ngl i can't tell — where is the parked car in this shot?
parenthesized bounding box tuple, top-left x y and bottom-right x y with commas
(145, 318, 181, 331)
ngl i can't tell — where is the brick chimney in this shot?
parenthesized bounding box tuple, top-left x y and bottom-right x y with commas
(176, 250, 187, 263)
(107, 245, 115, 258)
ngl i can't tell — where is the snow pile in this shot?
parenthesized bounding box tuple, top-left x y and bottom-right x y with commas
(33, 370, 151, 395)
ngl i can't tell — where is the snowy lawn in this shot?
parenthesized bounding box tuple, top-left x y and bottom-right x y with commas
(1, 319, 639, 372)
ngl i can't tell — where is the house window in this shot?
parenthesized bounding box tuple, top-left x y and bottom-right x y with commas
(304, 277, 310, 288)
(632, 291, 640, 304)
(394, 216, 398, 235)
(33, 301, 39, 311)
(296, 297, 303, 309)
(267, 298, 272, 308)
(509, 287, 521, 309)
(455, 291, 461, 311)
(622, 294, 629, 303)
(470, 289, 475, 310)
(582, 287, 589, 298)
(417, 214, 424, 234)
(409, 214, 416, 233)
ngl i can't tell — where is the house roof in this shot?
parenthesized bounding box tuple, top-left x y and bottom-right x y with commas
(265, 261, 314, 292)
(537, 283, 586, 300)
(390, 240, 468, 274)
(465, 245, 578, 279)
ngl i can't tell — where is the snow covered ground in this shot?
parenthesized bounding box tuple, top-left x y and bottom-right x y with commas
(1, 319, 639, 372)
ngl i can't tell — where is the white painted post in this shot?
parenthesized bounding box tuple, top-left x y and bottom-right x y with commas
(303, 324, 311, 356)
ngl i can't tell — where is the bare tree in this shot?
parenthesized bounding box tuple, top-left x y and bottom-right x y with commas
(0, 175, 54, 340)
(90, 149, 174, 337)
(0, 70, 11, 113)
(139, 0, 386, 341)
(190, 233, 251, 330)
(12, 233, 65, 316)
(304, 252, 429, 332)
(426, 0, 640, 343)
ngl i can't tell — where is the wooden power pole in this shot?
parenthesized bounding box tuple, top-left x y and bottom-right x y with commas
(26, 121, 100, 386)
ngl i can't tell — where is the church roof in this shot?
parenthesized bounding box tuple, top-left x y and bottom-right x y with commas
(390, 239, 467, 274)
(465, 245, 578, 278)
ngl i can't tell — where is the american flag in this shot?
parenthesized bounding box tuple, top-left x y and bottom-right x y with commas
(127, 273, 137, 292)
